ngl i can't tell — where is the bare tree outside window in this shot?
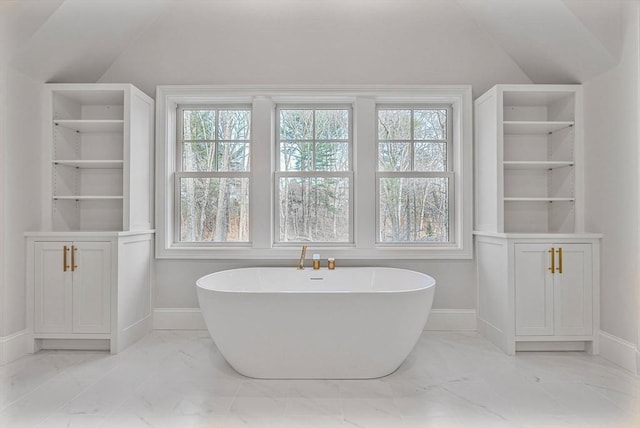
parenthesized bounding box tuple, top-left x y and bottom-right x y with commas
(178, 107, 251, 242)
(276, 107, 352, 243)
(377, 107, 452, 243)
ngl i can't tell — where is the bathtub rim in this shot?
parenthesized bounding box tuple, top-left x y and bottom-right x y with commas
(196, 266, 436, 294)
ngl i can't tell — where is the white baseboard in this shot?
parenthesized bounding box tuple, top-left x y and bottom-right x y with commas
(154, 308, 207, 330)
(153, 308, 477, 332)
(0, 329, 29, 365)
(425, 309, 477, 331)
(599, 331, 638, 374)
(115, 314, 154, 353)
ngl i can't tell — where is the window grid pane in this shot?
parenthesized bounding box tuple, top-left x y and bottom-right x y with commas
(181, 108, 251, 173)
(277, 106, 352, 243)
(377, 106, 452, 243)
(178, 106, 251, 243)
(278, 176, 350, 243)
(180, 177, 250, 242)
(378, 177, 449, 243)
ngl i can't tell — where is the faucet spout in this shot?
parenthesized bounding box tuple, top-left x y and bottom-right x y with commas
(297, 245, 307, 270)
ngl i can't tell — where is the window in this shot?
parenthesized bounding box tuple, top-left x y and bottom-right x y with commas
(275, 106, 352, 244)
(157, 86, 472, 259)
(377, 106, 453, 243)
(177, 106, 251, 243)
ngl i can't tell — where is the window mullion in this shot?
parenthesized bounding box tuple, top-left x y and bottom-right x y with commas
(354, 97, 377, 249)
(252, 96, 274, 249)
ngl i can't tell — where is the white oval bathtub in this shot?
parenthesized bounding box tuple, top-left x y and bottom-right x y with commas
(196, 267, 435, 379)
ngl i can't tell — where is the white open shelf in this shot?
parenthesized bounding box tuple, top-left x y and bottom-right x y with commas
(54, 160, 124, 169)
(503, 121, 574, 135)
(503, 161, 574, 170)
(503, 197, 575, 202)
(54, 120, 124, 133)
(53, 196, 124, 200)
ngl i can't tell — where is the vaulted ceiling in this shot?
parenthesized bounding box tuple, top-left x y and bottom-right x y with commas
(1, 0, 623, 87)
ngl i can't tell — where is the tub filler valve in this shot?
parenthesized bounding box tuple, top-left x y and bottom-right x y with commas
(297, 245, 307, 270)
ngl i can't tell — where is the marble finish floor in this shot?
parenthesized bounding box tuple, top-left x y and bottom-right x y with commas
(1, 330, 638, 427)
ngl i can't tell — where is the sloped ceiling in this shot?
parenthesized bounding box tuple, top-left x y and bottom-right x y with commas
(456, 0, 620, 83)
(2, 0, 623, 86)
(6, 0, 170, 83)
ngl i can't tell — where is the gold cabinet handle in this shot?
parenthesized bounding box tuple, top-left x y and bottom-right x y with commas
(71, 245, 78, 272)
(548, 247, 555, 273)
(557, 247, 562, 274)
(63, 245, 70, 272)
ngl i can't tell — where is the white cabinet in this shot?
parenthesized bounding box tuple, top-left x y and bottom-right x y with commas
(44, 84, 154, 232)
(475, 85, 583, 234)
(476, 234, 600, 355)
(26, 232, 154, 354)
(514, 243, 592, 337)
(34, 241, 111, 334)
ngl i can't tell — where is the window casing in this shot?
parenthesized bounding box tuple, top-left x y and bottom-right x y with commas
(156, 86, 472, 259)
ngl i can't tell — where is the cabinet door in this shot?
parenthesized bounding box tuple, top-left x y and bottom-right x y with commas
(554, 244, 592, 336)
(34, 242, 73, 333)
(72, 242, 112, 333)
(514, 243, 554, 336)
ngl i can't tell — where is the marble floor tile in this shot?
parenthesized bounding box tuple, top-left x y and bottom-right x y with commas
(1, 330, 638, 428)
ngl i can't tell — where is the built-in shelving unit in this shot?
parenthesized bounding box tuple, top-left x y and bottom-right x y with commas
(44, 84, 154, 232)
(474, 85, 600, 356)
(27, 83, 155, 355)
(474, 84, 583, 234)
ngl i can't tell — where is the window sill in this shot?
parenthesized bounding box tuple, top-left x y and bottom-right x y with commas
(155, 244, 472, 260)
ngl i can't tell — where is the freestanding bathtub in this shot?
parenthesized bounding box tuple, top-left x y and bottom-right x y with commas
(196, 267, 435, 379)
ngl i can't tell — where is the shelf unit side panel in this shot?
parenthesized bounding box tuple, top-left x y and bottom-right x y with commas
(504, 169, 550, 198)
(79, 169, 123, 197)
(126, 92, 154, 231)
(548, 127, 574, 162)
(503, 105, 548, 121)
(81, 105, 123, 120)
(547, 93, 576, 122)
(476, 238, 510, 332)
(503, 134, 549, 161)
(504, 201, 550, 233)
(52, 200, 79, 231)
(80, 200, 124, 231)
(474, 91, 500, 232)
(548, 199, 576, 234)
(52, 93, 82, 121)
(572, 88, 585, 233)
(79, 132, 124, 161)
(549, 167, 575, 199)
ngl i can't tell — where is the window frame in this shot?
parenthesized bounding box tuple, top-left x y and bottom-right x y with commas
(175, 104, 253, 247)
(156, 85, 472, 259)
(274, 104, 354, 246)
(375, 104, 455, 245)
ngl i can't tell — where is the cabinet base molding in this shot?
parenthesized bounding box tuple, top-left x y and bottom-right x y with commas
(516, 341, 587, 352)
(37, 338, 110, 351)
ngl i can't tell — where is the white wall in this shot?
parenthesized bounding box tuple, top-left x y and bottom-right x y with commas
(97, 0, 532, 312)
(98, 0, 531, 99)
(1, 66, 42, 337)
(584, 2, 639, 357)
